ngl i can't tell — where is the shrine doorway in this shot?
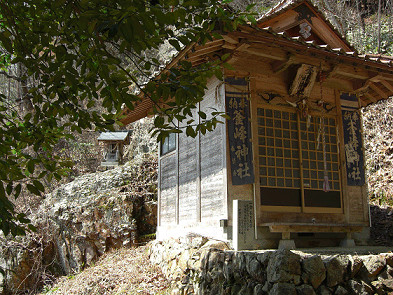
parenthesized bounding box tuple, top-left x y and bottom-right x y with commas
(256, 105, 343, 214)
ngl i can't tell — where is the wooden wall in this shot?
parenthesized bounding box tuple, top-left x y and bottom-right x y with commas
(200, 78, 227, 223)
(159, 152, 177, 225)
(157, 77, 228, 239)
(178, 114, 198, 224)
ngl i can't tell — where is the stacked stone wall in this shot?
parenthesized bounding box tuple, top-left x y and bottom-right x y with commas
(149, 236, 393, 295)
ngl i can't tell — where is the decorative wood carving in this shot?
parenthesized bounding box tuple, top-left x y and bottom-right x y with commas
(289, 64, 317, 98)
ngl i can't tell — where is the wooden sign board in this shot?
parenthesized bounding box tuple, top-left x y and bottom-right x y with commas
(233, 200, 254, 251)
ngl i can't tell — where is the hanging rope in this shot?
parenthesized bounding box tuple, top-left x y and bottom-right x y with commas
(318, 63, 330, 192)
(322, 116, 330, 192)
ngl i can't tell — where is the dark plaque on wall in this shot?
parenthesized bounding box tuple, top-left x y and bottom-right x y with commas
(341, 93, 365, 186)
(225, 77, 254, 185)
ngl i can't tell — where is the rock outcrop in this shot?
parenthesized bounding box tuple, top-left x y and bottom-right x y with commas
(0, 155, 157, 294)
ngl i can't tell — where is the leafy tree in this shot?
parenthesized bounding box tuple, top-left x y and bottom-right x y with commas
(0, 0, 252, 236)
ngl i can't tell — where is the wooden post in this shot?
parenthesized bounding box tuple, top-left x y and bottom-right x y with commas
(196, 102, 202, 222)
(297, 113, 306, 212)
(334, 90, 348, 218)
(249, 76, 260, 239)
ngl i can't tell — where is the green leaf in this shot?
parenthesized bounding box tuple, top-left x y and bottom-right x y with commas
(14, 184, 21, 199)
(6, 182, 13, 195)
(198, 111, 207, 120)
(28, 224, 37, 232)
(186, 126, 196, 137)
(247, 15, 257, 24)
(26, 184, 41, 196)
(0, 31, 13, 53)
(27, 160, 35, 174)
(214, 68, 223, 80)
(1, 222, 10, 236)
(169, 39, 181, 51)
(33, 180, 45, 193)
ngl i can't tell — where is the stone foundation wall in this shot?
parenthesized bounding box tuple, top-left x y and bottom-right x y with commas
(149, 236, 393, 295)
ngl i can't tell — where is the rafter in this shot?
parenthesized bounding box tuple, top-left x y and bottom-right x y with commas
(379, 79, 393, 94)
(222, 34, 239, 45)
(272, 54, 296, 73)
(187, 42, 224, 59)
(358, 96, 368, 107)
(369, 83, 388, 98)
(364, 93, 377, 103)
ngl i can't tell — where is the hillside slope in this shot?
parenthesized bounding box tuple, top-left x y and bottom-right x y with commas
(363, 97, 393, 203)
(41, 247, 170, 295)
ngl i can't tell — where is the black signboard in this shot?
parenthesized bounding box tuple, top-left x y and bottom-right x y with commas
(341, 93, 365, 186)
(225, 77, 254, 185)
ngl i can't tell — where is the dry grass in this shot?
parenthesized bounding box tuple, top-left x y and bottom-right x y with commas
(41, 246, 170, 295)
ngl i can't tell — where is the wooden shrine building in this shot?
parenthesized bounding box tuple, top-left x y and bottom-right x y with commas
(97, 131, 130, 166)
(121, 0, 393, 249)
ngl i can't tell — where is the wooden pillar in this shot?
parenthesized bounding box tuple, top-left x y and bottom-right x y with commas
(196, 102, 202, 222)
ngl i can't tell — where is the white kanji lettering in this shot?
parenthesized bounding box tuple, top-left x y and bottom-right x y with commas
(229, 98, 238, 109)
(236, 162, 251, 179)
(233, 109, 245, 126)
(235, 144, 249, 161)
(234, 125, 247, 142)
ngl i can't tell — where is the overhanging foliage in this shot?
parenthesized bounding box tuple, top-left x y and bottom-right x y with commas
(0, 0, 253, 235)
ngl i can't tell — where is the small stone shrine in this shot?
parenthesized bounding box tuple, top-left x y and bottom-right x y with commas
(120, 0, 393, 249)
(97, 131, 130, 166)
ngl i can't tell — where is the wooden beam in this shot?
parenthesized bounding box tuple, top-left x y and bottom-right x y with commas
(334, 65, 371, 80)
(324, 78, 355, 92)
(245, 42, 334, 70)
(371, 73, 393, 83)
(263, 223, 364, 233)
(222, 42, 237, 50)
(272, 54, 296, 73)
(354, 80, 372, 93)
(236, 43, 251, 51)
(236, 43, 285, 61)
(327, 64, 339, 79)
(364, 93, 377, 103)
(358, 96, 367, 107)
(369, 82, 388, 98)
(222, 34, 239, 44)
(187, 43, 224, 59)
(379, 79, 393, 94)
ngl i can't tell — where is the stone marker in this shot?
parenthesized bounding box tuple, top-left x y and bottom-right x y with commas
(233, 200, 254, 251)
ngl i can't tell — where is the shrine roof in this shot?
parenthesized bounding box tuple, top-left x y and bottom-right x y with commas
(97, 131, 130, 142)
(120, 0, 393, 125)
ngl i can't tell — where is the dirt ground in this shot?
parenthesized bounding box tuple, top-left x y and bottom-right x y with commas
(42, 246, 170, 295)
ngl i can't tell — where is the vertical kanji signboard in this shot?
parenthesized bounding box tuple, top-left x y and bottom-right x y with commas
(225, 77, 255, 185)
(341, 93, 365, 186)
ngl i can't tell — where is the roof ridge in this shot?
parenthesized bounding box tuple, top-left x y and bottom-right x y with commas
(258, 0, 304, 22)
(256, 0, 355, 51)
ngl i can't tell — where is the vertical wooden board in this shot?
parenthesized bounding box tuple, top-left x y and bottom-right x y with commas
(178, 111, 198, 224)
(160, 154, 177, 225)
(233, 200, 255, 250)
(200, 77, 226, 220)
(347, 186, 365, 223)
